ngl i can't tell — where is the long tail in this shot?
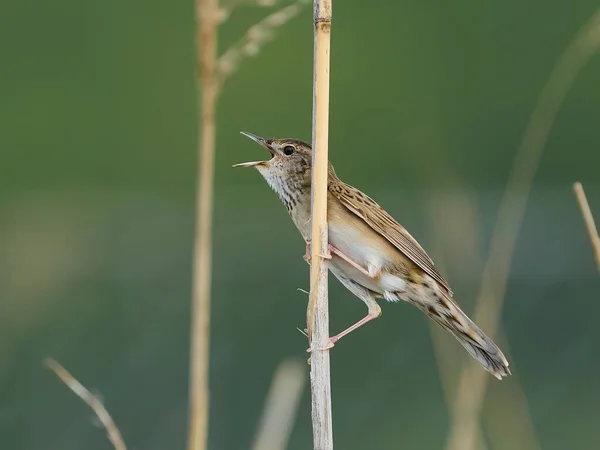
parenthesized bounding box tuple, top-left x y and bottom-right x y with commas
(418, 290, 510, 380)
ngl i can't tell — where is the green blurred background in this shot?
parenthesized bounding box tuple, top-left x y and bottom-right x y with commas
(1, 0, 600, 449)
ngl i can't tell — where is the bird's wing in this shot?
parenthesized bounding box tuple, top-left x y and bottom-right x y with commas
(329, 181, 451, 294)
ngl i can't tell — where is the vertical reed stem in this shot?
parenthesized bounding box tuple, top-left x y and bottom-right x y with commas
(307, 0, 333, 448)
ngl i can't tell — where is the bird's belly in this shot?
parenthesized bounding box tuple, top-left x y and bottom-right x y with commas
(328, 220, 407, 296)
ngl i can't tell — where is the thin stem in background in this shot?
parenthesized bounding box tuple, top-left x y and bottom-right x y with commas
(45, 359, 126, 450)
(482, 340, 541, 450)
(307, 0, 333, 448)
(189, 0, 218, 448)
(252, 359, 307, 450)
(446, 9, 600, 450)
(188, 1, 307, 448)
(573, 182, 600, 272)
(427, 205, 489, 450)
(428, 195, 541, 450)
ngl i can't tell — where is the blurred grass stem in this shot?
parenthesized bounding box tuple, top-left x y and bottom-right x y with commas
(252, 359, 307, 450)
(45, 358, 126, 450)
(189, 0, 218, 448)
(307, 0, 333, 448)
(446, 9, 600, 450)
(573, 182, 600, 271)
(189, 2, 308, 449)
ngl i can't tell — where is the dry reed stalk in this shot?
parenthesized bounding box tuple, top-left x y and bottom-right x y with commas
(252, 359, 306, 450)
(306, 0, 333, 448)
(445, 9, 600, 450)
(573, 182, 600, 271)
(189, 0, 218, 449)
(45, 358, 126, 450)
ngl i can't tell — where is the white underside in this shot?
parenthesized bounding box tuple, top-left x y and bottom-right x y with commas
(327, 216, 407, 300)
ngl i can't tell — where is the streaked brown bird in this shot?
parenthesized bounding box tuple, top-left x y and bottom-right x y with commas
(234, 132, 510, 379)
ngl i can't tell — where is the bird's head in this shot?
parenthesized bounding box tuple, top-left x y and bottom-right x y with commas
(234, 132, 314, 193)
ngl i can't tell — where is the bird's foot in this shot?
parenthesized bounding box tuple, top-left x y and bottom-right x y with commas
(303, 241, 311, 264)
(306, 339, 336, 354)
(303, 241, 332, 264)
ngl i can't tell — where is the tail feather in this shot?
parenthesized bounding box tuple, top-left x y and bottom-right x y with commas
(417, 290, 510, 380)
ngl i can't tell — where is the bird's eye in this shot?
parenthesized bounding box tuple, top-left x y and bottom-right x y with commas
(283, 145, 295, 155)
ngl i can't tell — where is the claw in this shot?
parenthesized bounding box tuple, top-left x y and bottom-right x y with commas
(303, 241, 311, 264)
(306, 339, 335, 353)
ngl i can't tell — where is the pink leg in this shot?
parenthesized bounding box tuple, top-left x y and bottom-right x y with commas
(306, 295, 382, 352)
(304, 242, 375, 279)
(329, 311, 381, 345)
(327, 245, 374, 278)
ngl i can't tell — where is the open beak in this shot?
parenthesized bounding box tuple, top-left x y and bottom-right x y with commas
(233, 132, 275, 168)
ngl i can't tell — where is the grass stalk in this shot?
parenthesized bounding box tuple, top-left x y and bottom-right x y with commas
(188, 0, 218, 448)
(45, 359, 126, 450)
(252, 359, 306, 450)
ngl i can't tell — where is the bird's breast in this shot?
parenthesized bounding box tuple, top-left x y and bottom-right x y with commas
(288, 197, 312, 240)
(288, 192, 410, 296)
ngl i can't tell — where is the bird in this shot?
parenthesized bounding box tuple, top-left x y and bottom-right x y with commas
(234, 132, 510, 379)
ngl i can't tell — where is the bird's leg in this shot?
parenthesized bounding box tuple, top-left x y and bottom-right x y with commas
(327, 245, 374, 278)
(304, 242, 375, 279)
(307, 299, 381, 352)
(329, 299, 382, 345)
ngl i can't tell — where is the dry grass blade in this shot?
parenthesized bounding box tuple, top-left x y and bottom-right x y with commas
(45, 358, 126, 450)
(216, 0, 309, 90)
(573, 182, 600, 271)
(446, 9, 600, 450)
(252, 359, 306, 450)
